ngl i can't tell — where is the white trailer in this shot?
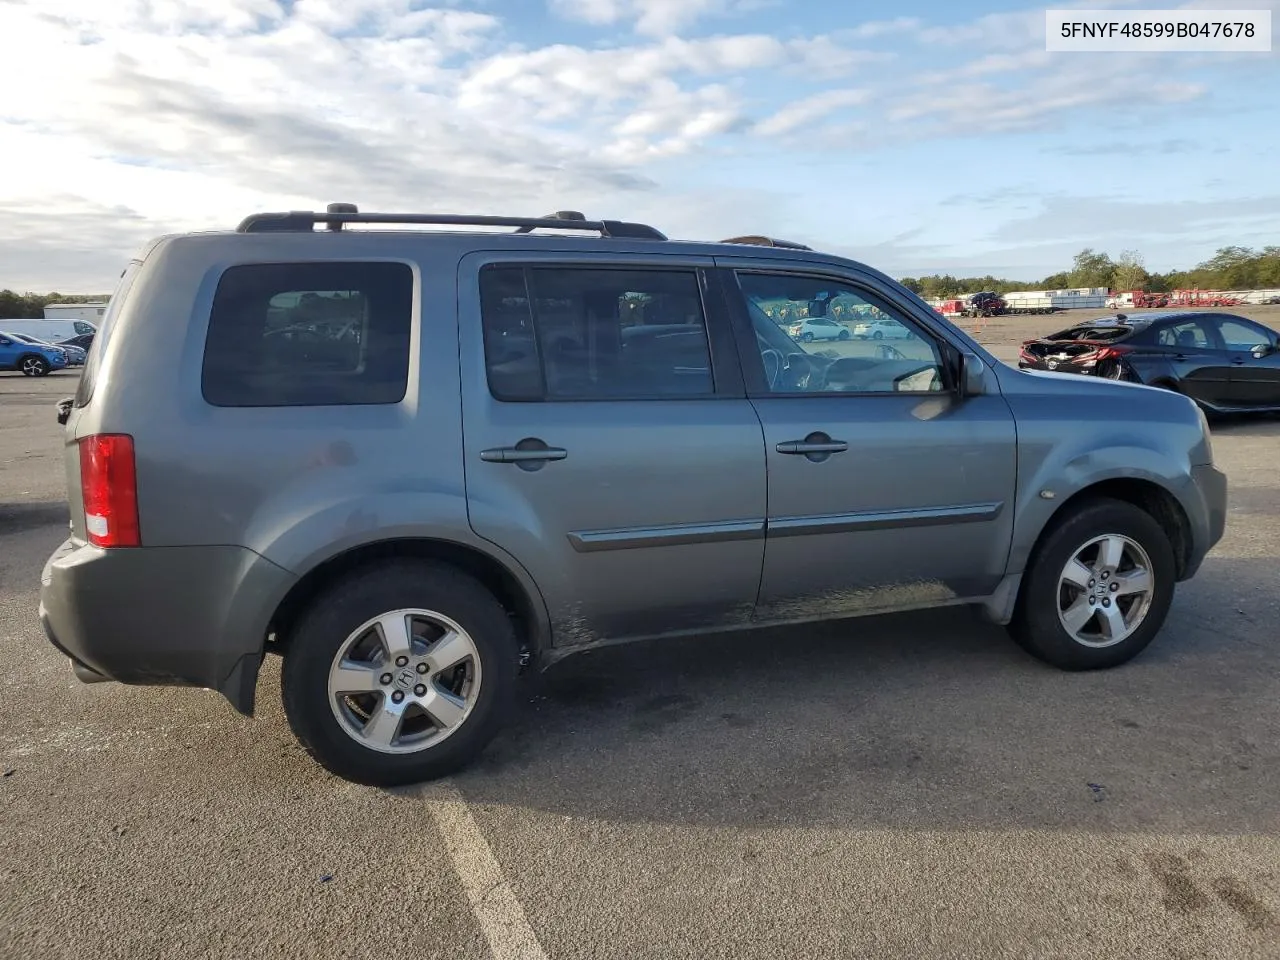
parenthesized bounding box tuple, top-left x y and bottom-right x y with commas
(43, 301, 107, 324)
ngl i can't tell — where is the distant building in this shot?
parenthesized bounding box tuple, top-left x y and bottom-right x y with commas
(44, 301, 107, 322)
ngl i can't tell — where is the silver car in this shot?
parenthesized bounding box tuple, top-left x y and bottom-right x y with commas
(40, 205, 1227, 786)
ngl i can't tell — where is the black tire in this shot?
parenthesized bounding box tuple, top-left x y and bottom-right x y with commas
(801, 332, 815, 342)
(281, 561, 519, 786)
(20, 355, 49, 377)
(838, 329, 851, 340)
(872, 330, 883, 340)
(1008, 497, 1176, 670)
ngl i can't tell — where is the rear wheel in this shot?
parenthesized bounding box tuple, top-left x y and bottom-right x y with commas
(20, 355, 49, 377)
(801, 332, 815, 342)
(1008, 498, 1175, 670)
(838, 329, 851, 340)
(281, 561, 519, 786)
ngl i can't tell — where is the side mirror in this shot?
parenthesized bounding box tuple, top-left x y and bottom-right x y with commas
(1251, 343, 1272, 359)
(959, 351, 986, 397)
(55, 398, 73, 426)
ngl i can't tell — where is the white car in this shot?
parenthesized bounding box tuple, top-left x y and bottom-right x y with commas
(785, 317, 851, 342)
(852, 317, 912, 340)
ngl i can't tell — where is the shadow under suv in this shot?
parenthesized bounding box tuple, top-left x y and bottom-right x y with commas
(40, 205, 1227, 786)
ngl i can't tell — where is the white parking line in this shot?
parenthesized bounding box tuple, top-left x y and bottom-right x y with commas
(428, 781, 549, 960)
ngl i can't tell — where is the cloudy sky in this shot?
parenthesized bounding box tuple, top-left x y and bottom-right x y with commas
(0, 0, 1277, 292)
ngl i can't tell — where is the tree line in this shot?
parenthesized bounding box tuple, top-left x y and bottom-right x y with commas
(899, 245, 1280, 301)
(0, 290, 107, 321)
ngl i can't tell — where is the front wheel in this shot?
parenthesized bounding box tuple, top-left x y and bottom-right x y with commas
(281, 561, 519, 786)
(21, 356, 49, 377)
(801, 332, 815, 342)
(872, 330, 883, 340)
(838, 329, 851, 340)
(1008, 498, 1175, 670)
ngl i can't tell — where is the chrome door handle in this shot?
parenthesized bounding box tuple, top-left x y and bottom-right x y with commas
(478, 440, 568, 465)
(776, 439, 848, 455)
(480, 446, 568, 463)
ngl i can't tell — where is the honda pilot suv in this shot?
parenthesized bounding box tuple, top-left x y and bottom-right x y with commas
(40, 205, 1227, 786)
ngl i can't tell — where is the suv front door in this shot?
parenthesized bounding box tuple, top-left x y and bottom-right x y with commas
(719, 263, 1018, 621)
(458, 252, 767, 646)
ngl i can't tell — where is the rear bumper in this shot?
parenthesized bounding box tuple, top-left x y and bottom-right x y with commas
(39, 538, 295, 715)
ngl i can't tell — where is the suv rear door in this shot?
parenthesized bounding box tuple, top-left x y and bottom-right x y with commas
(458, 251, 767, 645)
(717, 259, 1018, 621)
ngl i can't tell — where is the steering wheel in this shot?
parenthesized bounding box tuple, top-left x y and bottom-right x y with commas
(760, 347, 784, 390)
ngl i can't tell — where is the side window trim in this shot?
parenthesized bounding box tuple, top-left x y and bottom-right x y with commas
(717, 266, 959, 398)
(477, 261, 746, 403)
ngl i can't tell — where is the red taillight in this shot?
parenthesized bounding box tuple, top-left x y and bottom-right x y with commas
(1090, 345, 1131, 361)
(78, 434, 140, 548)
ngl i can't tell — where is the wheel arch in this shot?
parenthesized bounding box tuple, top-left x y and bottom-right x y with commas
(1029, 477, 1193, 580)
(266, 537, 551, 670)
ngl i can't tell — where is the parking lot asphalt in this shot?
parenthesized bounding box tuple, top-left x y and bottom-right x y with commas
(2, 362, 1279, 960)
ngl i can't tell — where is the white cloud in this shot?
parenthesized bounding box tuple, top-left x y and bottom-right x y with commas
(752, 89, 872, 136)
(550, 0, 739, 36)
(0, 0, 1273, 290)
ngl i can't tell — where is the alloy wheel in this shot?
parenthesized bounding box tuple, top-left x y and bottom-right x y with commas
(327, 608, 482, 754)
(1056, 534, 1155, 648)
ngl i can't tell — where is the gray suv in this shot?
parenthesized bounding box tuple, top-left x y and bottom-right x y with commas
(39, 205, 1227, 786)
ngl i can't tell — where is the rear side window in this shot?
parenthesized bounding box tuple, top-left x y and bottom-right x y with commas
(202, 261, 413, 407)
(479, 264, 714, 401)
(1155, 320, 1211, 349)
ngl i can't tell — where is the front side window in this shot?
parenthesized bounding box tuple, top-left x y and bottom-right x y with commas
(202, 261, 413, 407)
(479, 264, 714, 400)
(1214, 318, 1272, 352)
(737, 273, 946, 395)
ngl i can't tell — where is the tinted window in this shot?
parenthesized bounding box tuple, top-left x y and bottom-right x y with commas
(479, 265, 714, 400)
(1214, 318, 1272, 351)
(202, 262, 413, 407)
(738, 273, 946, 395)
(1156, 319, 1211, 349)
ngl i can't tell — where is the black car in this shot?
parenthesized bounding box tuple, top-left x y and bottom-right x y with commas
(56, 333, 95, 351)
(1018, 311, 1280, 413)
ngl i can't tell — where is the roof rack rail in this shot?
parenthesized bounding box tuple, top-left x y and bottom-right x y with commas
(720, 234, 813, 251)
(236, 203, 668, 240)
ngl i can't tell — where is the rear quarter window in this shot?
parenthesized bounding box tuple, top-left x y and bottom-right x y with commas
(201, 261, 413, 407)
(74, 263, 140, 408)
